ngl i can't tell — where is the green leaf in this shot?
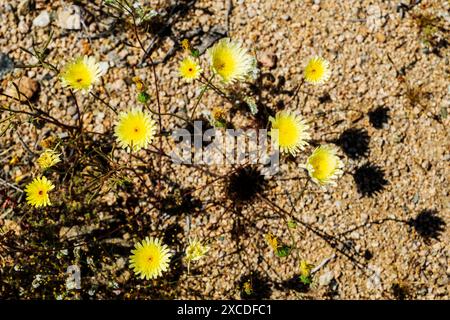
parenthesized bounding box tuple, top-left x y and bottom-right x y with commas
(299, 274, 312, 285)
(287, 220, 297, 229)
(214, 119, 227, 128)
(137, 92, 151, 104)
(275, 245, 291, 258)
(191, 49, 200, 58)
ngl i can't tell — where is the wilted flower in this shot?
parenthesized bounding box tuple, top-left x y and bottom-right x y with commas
(243, 280, 253, 295)
(181, 39, 191, 52)
(185, 238, 209, 267)
(299, 260, 314, 285)
(265, 233, 279, 252)
(40, 136, 56, 149)
(37, 149, 61, 170)
(132, 76, 145, 92)
(299, 260, 313, 278)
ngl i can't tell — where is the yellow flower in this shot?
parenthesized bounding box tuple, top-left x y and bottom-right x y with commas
(15, 174, 24, 184)
(243, 280, 253, 295)
(299, 260, 313, 278)
(269, 111, 310, 155)
(9, 156, 19, 165)
(129, 237, 172, 280)
(25, 176, 55, 208)
(207, 38, 255, 84)
(265, 233, 279, 252)
(211, 107, 226, 121)
(304, 56, 331, 85)
(304, 145, 344, 186)
(60, 56, 103, 92)
(185, 238, 209, 263)
(132, 76, 145, 92)
(114, 109, 157, 152)
(179, 57, 202, 81)
(37, 149, 61, 170)
(40, 136, 56, 149)
(181, 39, 191, 52)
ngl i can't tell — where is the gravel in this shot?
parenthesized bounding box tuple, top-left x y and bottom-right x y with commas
(32, 11, 50, 28)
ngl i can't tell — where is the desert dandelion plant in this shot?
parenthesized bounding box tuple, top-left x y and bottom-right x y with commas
(185, 238, 209, 263)
(60, 56, 103, 92)
(25, 176, 55, 208)
(37, 149, 61, 170)
(114, 109, 156, 152)
(207, 38, 255, 84)
(179, 57, 202, 81)
(269, 111, 310, 155)
(129, 237, 172, 280)
(304, 56, 331, 85)
(304, 145, 344, 186)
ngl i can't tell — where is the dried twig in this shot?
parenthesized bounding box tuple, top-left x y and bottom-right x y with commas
(311, 254, 336, 275)
(0, 177, 24, 193)
(225, 0, 233, 34)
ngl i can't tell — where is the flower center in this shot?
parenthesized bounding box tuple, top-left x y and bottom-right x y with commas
(38, 190, 43, 196)
(215, 58, 226, 71)
(312, 154, 335, 180)
(277, 119, 298, 146)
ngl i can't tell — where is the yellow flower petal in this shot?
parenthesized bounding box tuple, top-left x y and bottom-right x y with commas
(114, 109, 157, 152)
(305, 145, 344, 186)
(179, 57, 202, 81)
(207, 38, 255, 84)
(60, 56, 103, 92)
(129, 237, 172, 280)
(304, 56, 331, 85)
(37, 149, 61, 170)
(265, 233, 279, 252)
(185, 238, 209, 263)
(269, 111, 310, 155)
(25, 176, 55, 208)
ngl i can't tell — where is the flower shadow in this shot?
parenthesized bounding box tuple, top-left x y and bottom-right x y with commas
(226, 166, 267, 204)
(276, 275, 310, 294)
(237, 271, 272, 300)
(334, 128, 370, 160)
(408, 209, 446, 243)
(353, 163, 388, 197)
(368, 106, 390, 129)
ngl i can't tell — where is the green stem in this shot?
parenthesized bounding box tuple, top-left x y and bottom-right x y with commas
(190, 74, 215, 120)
